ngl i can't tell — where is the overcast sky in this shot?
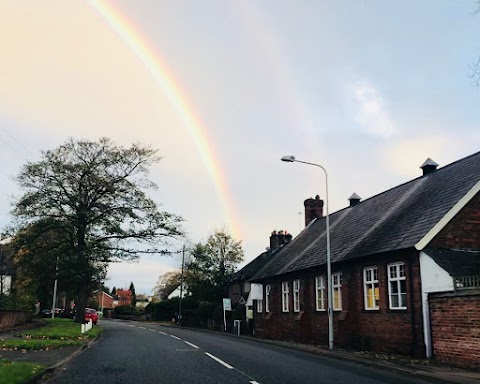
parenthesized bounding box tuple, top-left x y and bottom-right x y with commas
(1, 0, 480, 294)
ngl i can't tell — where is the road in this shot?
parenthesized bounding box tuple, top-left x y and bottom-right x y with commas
(46, 319, 432, 384)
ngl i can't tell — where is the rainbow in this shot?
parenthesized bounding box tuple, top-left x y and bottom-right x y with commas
(89, 0, 241, 239)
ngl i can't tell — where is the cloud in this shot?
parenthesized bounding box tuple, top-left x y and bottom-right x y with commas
(107, 257, 178, 295)
(353, 80, 396, 138)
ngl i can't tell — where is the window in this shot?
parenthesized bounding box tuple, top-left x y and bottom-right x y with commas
(364, 267, 379, 310)
(282, 281, 289, 312)
(257, 299, 263, 313)
(315, 276, 326, 311)
(388, 263, 407, 309)
(265, 285, 271, 313)
(333, 273, 342, 310)
(293, 279, 300, 312)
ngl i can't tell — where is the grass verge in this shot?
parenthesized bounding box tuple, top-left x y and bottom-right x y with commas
(0, 360, 45, 384)
(1, 338, 83, 351)
(17, 318, 102, 340)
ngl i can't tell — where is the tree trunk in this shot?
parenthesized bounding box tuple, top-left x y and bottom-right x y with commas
(75, 285, 88, 323)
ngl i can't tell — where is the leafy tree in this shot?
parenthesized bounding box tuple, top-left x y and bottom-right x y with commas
(129, 281, 136, 309)
(9, 138, 183, 322)
(153, 270, 182, 301)
(185, 229, 244, 303)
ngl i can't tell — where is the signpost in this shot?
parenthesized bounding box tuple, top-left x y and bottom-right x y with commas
(222, 298, 231, 332)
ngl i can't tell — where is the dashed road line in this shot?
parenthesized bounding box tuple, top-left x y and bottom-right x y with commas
(205, 352, 234, 369)
(148, 329, 156, 332)
(170, 335, 181, 340)
(183, 341, 199, 349)
(158, 331, 167, 335)
(250, 381, 260, 384)
(139, 326, 146, 329)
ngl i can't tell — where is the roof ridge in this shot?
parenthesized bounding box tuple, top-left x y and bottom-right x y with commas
(337, 150, 480, 211)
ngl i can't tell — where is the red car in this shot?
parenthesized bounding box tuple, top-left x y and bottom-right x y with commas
(85, 308, 98, 325)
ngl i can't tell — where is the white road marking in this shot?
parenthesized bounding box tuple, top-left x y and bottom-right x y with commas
(250, 381, 261, 384)
(183, 341, 199, 349)
(139, 326, 146, 329)
(148, 329, 156, 332)
(205, 352, 234, 369)
(158, 331, 167, 335)
(170, 335, 181, 340)
(127, 324, 135, 327)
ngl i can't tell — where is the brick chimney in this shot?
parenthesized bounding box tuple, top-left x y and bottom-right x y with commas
(304, 195, 324, 226)
(269, 230, 293, 252)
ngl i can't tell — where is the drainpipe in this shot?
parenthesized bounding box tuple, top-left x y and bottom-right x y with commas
(409, 254, 418, 356)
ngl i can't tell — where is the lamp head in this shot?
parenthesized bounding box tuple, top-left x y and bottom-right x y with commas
(281, 155, 295, 162)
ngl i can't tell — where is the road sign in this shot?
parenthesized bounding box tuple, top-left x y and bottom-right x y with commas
(223, 298, 232, 311)
(239, 296, 246, 305)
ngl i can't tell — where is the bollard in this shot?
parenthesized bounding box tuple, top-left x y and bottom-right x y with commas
(81, 324, 85, 334)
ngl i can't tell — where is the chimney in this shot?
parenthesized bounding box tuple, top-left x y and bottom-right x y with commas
(269, 230, 293, 252)
(270, 230, 279, 252)
(304, 195, 324, 226)
(348, 193, 361, 207)
(420, 158, 439, 176)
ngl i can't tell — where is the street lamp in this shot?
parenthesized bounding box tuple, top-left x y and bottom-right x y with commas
(281, 155, 334, 350)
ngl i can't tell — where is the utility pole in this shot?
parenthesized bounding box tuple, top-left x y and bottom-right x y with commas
(178, 244, 185, 325)
(51, 254, 59, 319)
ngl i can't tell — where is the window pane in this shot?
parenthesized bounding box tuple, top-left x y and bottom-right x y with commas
(391, 281, 398, 294)
(400, 280, 407, 294)
(391, 294, 399, 308)
(400, 293, 407, 308)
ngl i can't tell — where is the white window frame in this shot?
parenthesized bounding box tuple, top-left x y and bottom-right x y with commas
(363, 267, 379, 310)
(315, 276, 326, 311)
(257, 299, 263, 313)
(293, 279, 300, 312)
(333, 272, 342, 311)
(282, 281, 289, 312)
(265, 284, 271, 313)
(388, 262, 407, 310)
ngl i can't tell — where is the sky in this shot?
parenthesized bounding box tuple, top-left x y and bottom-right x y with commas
(1, 0, 480, 294)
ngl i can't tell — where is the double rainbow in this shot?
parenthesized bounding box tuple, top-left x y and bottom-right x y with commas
(90, 0, 240, 239)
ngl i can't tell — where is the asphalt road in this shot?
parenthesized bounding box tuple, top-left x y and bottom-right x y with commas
(46, 319, 433, 384)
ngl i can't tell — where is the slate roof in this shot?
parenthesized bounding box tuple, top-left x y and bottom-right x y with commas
(232, 251, 272, 282)
(251, 150, 480, 281)
(425, 248, 480, 277)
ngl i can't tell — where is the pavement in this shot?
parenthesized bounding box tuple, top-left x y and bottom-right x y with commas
(0, 320, 479, 384)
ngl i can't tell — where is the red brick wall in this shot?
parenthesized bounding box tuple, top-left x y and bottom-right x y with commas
(254, 249, 426, 356)
(429, 291, 480, 369)
(430, 191, 480, 250)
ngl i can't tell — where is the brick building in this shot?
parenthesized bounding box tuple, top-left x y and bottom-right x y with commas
(239, 151, 480, 361)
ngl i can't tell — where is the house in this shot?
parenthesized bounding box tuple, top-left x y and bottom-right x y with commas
(112, 288, 133, 307)
(166, 283, 189, 300)
(244, 151, 480, 365)
(0, 243, 15, 298)
(92, 290, 114, 310)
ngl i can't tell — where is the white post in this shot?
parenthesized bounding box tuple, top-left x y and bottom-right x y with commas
(81, 324, 85, 334)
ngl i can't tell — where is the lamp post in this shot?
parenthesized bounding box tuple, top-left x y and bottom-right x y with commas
(281, 155, 334, 350)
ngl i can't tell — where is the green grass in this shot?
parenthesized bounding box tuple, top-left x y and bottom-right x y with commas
(17, 318, 102, 340)
(0, 360, 45, 384)
(0, 338, 83, 351)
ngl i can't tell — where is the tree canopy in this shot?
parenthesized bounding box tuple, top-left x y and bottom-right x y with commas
(10, 137, 183, 322)
(185, 229, 244, 303)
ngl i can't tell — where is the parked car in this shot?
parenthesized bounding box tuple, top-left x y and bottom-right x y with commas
(41, 308, 64, 318)
(85, 308, 98, 325)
